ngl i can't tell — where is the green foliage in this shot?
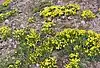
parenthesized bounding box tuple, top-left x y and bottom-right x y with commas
(0, 9, 99, 68)
(8, 60, 21, 68)
(40, 57, 58, 68)
(65, 4, 80, 16)
(3, 28, 40, 68)
(84, 30, 100, 57)
(2, 0, 12, 7)
(12, 29, 26, 40)
(40, 5, 65, 17)
(40, 4, 80, 18)
(29, 44, 53, 64)
(0, 9, 17, 22)
(0, 5, 10, 13)
(28, 17, 35, 23)
(66, 4, 80, 11)
(66, 53, 80, 68)
(12, 28, 40, 67)
(0, 26, 11, 40)
(0, 26, 100, 68)
(25, 28, 40, 47)
(50, 29, 100, 67)
(41, 21, 55, 34)
(81, 10, 96, 20)
(0, 0, 17, 23)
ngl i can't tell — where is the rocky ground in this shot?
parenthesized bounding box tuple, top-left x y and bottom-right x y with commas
(0, 0, 100, 68)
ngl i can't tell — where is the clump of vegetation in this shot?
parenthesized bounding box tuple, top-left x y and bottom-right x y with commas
(65, 53, 80, 68)
(2, 0, 12, 7)
(0, 0, 17, 23)
(0, 26, 100, 68)
(53, 29, 100, 55)
(40, 57, 58, 68)
(28, 17, 35, 23)
(40, 5, 65, 17)
(0, 9, 17, 23)
(66, 4, 80, 11)
(65, 4, 80, 16)
(12, 29, 26, 40)
(40, 4, 97, 21)
(8, 60, 21, 68)
(25, 28, 40, 47)
(0, 26, 11, 40)
(0, 5, 10, 13)
(51, 29, 100, 67)
(41, 21, 55, 35)
(40, 4, 80, 18)
(29, 43, 53, 64)
(0, 0, 12, 13)
(29, 28, 100, 67)
(81, 10, 96, 20)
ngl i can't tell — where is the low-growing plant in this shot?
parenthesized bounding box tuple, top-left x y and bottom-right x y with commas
(25, 28, 40, 47)
(65, 4, 80, 16)
(0, 9, 17, 22)
(66, 53, 80, 68)
(81, 10, 96, 20)
(0, 25, 100, 68)
(51, 29, 100, 67)
(0, 26, 11, 40)
(41, 21, 55, 35)
(28, 17, 35, 23)
(65, 4, 80, 11)
(40, 57, 58, 68)
(40, 4, 80, 18)
(8, 60, 21, 68)
(12, 29, 26, 40)
(29, 44, 53, 64)
(0, 5, 10, 13)
(8, 28, 40, 68)
(40, 5, 65, 17)
(2, 0, 12, 7)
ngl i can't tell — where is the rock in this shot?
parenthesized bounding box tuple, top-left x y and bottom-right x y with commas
(81, 20, 86, 25)
(61, 16, 66, 20)
(57, 0, 65, 5)
(67, 16, 73, 20)
(4, 19, 10, 25)
(20, 24, 25, 28)
(9, 39, 13, 42)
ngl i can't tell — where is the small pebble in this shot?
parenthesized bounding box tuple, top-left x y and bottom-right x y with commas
(81, 20, 86, 25)
(36, 63, 39, 67)
(4, 19, 10, 24)
(68, 16, 73, 20)
(20, 24, 25, 28)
